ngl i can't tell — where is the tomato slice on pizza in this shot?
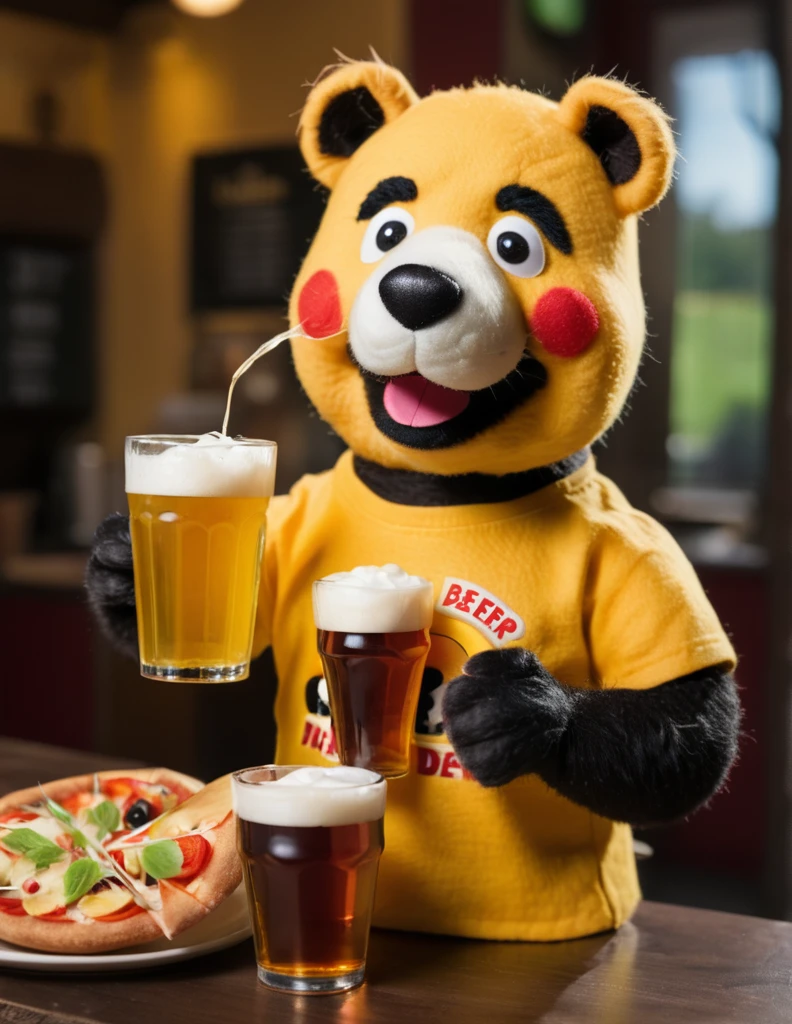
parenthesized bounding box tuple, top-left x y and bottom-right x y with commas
(0, 769, 241, 953)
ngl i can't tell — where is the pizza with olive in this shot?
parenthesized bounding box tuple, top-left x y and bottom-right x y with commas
(0, 768, 241, 953)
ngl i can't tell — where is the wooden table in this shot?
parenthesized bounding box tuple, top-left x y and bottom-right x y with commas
(1, 737, 790, 1024)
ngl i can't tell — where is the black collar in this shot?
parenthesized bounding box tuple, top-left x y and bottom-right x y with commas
(352, 448, 591, 507)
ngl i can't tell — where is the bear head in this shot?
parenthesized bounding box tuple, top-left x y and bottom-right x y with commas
(289, 61, 675, 477)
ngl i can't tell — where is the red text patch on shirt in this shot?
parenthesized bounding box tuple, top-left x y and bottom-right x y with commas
(436, 578, 525, 648)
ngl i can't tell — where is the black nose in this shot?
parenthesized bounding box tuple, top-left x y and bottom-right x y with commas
(378, 264, 463, 331)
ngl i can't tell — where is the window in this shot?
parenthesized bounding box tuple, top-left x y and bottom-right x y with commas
(666, 50, 779, 491)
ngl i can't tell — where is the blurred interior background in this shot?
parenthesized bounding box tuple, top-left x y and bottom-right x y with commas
(1, 0, 791, 924)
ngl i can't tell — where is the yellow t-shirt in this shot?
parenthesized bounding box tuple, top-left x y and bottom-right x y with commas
(254, 450, 736, 941)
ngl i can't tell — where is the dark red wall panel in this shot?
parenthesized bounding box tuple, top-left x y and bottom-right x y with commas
(410, 0, 504, 95)
(1, 593, 94, 751)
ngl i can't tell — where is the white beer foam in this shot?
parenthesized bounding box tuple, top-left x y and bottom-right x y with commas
(126, 433, 276, 498)
(232, 766, 386, 827)
(313, 563, 433, 633)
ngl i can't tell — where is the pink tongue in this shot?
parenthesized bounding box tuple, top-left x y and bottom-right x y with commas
(383, 374, 470, 428)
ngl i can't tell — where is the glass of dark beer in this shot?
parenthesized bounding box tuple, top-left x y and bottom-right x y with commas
(313, 564, 434, 778)
(232, 764, 386, 994)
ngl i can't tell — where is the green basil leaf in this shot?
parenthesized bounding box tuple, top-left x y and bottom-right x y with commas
(71, 830, 88, 850)
(86, 800, 120, 841)
(1, 828, 65, 870)
(140, 840, 183, 880)
(42, 793, 87, 848)
(45, 797, 72, 827)
(63, 858, 103, 905)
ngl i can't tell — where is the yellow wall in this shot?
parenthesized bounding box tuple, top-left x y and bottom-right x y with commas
(0, 1, 407, 453)
(0, 13, 110, 151)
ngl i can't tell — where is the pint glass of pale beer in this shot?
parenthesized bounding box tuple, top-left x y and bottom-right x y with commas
(313, 565, 433, 778)
(232, 765, 386, 993)
(125, 434, 276, 682)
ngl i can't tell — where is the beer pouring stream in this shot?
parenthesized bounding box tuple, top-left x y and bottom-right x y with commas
(221, 323, 343, 437)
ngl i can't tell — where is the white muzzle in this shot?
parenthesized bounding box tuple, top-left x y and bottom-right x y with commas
(348, 226, 527, 392)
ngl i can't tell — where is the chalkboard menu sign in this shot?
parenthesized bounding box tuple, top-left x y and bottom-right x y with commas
(0, 239, 93, 413)
(191, 146, 325, 311)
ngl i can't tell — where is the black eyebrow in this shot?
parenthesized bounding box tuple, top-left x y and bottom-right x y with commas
(357, 176, 418, 221)
(495, 185, 573, 255)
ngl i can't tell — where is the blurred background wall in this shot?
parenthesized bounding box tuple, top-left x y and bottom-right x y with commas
(99, 0, 405, 454)
(0, 0, 790, 926)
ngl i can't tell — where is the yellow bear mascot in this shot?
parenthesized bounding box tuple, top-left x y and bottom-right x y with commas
(89, 61, 740, 942)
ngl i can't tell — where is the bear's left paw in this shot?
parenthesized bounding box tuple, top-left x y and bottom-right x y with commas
(442, 648, 575, 788)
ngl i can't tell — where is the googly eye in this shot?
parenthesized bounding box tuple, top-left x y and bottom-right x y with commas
(486, 215, 545, 278)
(360, 207, 415, 264)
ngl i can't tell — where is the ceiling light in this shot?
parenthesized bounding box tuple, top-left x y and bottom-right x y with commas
(171, 0, 245, 17)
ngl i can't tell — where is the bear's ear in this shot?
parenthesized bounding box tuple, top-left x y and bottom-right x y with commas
(299, 61, 419, 189)
(557, 76, 675, 217)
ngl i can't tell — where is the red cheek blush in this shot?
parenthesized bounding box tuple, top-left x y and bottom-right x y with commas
(297, 270, 343, 338)
(530, 287, 600, 358)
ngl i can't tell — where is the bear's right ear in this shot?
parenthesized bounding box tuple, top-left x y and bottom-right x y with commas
(299, 61, 418, 189)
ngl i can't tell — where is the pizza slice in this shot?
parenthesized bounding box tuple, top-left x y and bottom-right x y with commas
(0, 768, 241, 953)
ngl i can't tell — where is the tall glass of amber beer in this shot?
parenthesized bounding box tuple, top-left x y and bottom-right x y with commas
(232, 765, 386, 993)
(313, 565, 433, 778)
(125, 434, 276, 681)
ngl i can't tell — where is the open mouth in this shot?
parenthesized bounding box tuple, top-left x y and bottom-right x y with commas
(358, 354, 548, 450)
(383, 374, 471, 427)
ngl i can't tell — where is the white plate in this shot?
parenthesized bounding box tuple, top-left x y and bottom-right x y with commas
(0, 885, 251, 972)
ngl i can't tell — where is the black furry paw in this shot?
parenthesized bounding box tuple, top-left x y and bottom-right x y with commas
(84, 513, 139, 659)
(442, 648, 575, 788)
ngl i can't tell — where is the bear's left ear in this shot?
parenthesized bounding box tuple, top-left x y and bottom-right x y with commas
(557, 76, 675, 217)
(299, 61, 419, 189)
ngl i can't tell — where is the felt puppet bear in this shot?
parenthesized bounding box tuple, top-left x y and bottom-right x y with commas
(87, 61, 740, 942)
